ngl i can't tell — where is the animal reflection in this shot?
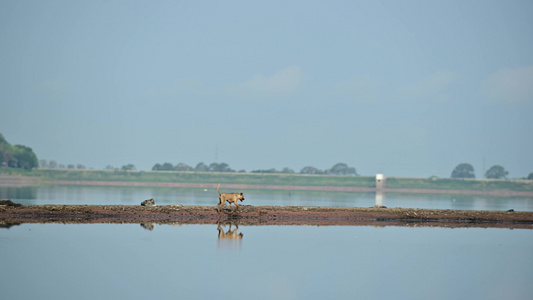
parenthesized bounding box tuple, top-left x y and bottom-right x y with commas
(217, 222, 243, 239)
(217, 221, 244, 251)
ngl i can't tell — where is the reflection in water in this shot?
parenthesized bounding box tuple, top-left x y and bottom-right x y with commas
(1, 223, 532, 300)
(0, 186, 37, 200)
(375, 191, 384, 207)
(2, 185, 533, 211)
(217, 221, 243, 251)
(140, 223, 156, 231)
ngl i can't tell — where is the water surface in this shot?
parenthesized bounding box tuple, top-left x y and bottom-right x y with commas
(1, 223, 532, 300)
(1, 185, 532, 211)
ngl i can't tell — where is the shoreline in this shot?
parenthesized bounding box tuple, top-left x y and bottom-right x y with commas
(1, 204, 532, 229)
(1, 173, 532, 196)
(39, 180, 533, 197)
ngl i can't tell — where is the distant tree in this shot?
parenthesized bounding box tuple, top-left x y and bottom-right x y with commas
(39, 159, 48, 168)
(49, 160, 58, 169)
(451, 163, 475, 178)
(121, 164, 136, 171)
(0, 133, 13, 167)
(208, 162, 234, 172)
(67, 164, 75, 169)
(0, 134, 38, 170)
(328, 163, 358, 176)
(527, 173, 533, 180)
(251, 168, 278, 174)
(105, 165, 114, 170)
(175, 163, 192, 171)
(300, 166, 324, 175)
(194, 162, 209, 172)
(77, 164, 86, 169)
(485, 165, 508, 179)
(58, 164, 66, 169)
(153, 162, 174, 171)
(11, 145, 38, 170)
(281, 167, 295, 174)
(161, 162, 174, 170)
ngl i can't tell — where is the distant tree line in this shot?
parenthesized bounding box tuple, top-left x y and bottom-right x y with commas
(0, 133, 38, 170)
(36, 159, 533, 180)
(151, 162, 358, 176)
(152, 162, 240, 172)
(40, 160, 137, 172)
(40, 159, 87, 170)
(299, 163, 358, 176)
(450, 163, 518, 179)
(4, 130, 532, 180)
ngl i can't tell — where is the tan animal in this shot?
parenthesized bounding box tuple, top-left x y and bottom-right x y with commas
(217, 184, 245, 212)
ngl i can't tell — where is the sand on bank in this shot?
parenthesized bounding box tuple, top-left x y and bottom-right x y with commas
(1, 203, 532, 229)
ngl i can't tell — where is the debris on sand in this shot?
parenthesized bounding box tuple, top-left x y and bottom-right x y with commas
(140, 198, 156, 206)
(0, 200, 22, 207)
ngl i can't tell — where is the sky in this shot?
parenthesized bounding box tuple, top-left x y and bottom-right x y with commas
(1, 0, 532, 178)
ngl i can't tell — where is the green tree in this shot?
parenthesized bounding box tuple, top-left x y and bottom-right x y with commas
(527, 173, 533, 180)
(12, 145, 38, 170)
(451, 163, 475, 178)
(194, 162, 209, 172)
(300, 166, 324, 174)
(328, 163, 358, 176)
(152, 162, 174, 171)
(281, 167, 295, 174)
(161, 162, 174, 170)
(0, 134, 15, 167)
(175, 163, 192, 171)
(49, 160, 58, 169)
(251, 168, 278, 173)
(0, 134, 38, 170)
(39, 159, 48, 168)
(121, 164, 136, 171)
(208, 162, 234, 172)
(485, 165, 508, 179)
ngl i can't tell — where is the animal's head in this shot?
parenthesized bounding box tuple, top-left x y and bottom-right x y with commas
(238, 193, 245, 201)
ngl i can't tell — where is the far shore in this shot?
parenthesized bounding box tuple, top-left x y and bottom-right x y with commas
(1, 172, 533, 197)
(44, 180, 533, 197)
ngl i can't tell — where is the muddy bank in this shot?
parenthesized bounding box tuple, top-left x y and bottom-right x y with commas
(1, 204, 532, 229)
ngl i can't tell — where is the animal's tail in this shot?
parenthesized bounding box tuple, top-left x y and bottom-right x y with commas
(217, 184, 221, 195)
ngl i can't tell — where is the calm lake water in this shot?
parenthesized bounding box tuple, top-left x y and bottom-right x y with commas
(1, 185, 533, 211)
(1, 186, 533, 299)
(1, 223, 532, 300)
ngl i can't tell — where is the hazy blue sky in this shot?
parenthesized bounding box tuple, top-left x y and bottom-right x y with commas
(1, 0, 532, 177)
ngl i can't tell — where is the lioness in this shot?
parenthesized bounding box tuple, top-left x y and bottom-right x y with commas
(217, 184, 245, 212)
